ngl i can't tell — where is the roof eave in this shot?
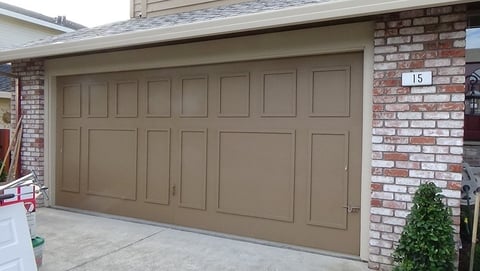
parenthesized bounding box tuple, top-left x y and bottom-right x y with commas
(0, 0, 474, 63)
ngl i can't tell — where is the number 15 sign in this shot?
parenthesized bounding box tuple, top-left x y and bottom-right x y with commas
(401, 71, 432, 86)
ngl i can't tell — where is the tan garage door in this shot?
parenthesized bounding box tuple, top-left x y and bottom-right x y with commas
(56, 52, 363, 255)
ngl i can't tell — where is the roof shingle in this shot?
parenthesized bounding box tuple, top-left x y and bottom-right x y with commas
(19, 0, 331, 49)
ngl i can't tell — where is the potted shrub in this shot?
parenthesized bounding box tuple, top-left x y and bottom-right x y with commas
(392, 182, 455, 271)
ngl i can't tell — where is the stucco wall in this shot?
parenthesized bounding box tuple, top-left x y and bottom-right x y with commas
(131, 0, 249, 18)
(0, 15, 61, 49)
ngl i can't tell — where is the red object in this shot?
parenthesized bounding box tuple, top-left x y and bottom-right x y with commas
(465, 114, 480, 141)
(0, 129, 9, 171)
(0, 186, 36, 212)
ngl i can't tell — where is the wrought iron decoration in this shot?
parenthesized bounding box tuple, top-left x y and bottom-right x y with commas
(466, 68, 480, 115)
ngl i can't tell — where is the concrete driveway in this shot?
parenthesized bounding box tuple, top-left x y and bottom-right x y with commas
(36, 208, 369, 271)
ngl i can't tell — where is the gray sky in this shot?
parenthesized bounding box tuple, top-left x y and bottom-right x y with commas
(467, 28, 480, 49)
(1, 0, 130, 27)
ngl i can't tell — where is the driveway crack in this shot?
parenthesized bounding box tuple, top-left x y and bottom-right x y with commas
(66, 229, 165, 271)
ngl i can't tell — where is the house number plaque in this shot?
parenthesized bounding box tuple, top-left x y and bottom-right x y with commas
(401, 71, 432, 86)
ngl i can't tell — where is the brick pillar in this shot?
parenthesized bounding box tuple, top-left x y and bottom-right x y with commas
(369, 5, 466, 270)
(10, 59, 45, 202)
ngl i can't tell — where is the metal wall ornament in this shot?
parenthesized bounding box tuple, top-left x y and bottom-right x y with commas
(466, 68, 480, 115)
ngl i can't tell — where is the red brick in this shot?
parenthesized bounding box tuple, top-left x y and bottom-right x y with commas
(373, 88, 385, 95)
(11, 58, 45, 203)
(374, 79, 401, 87)
(425, 51, 439, 59)
(448, 164, 463, 173)
(384, 136, 409, 144)
(373, 104, 385, 112)
(424, 40, 454, 50)
(426, 6, 453, 16)
(411, 52, 426, 59)
(371, 183, 384, 191)
(384, 169, 409, 177)
(387, 20, 412, 28)
(410, 137, 436, 144)
(384, 87, 410, 95)
(384, 153, 409, 161)
(439, 49, 465, 57)
(373, 96, 397, 103)
(373, 112, 396, 120)
(438, 85, 465, 93)
(386, 29, 399, 36)
(385, 71, 402, 78)
(398, 60, 424, 69)
(371, 199, 383, 207)
(425, 23, 454, 33)
(383, 201, 407, 209)
(411, 103, 437, 111)
(437, 102, 464, 111)
(447, 181, 461, 190)
(400, 9, 425, 19)
(396, 161, 421, 169)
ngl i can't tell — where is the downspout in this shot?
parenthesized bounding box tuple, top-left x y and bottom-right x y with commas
(0, 69, 22, 179)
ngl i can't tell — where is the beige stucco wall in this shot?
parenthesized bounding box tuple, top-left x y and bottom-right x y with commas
(0, 15, 62, 49)
(130, 0, 478, 19)
(131, 0, 250, 18)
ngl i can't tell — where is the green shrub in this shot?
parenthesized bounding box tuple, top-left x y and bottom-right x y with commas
(392, 182, 455, 271)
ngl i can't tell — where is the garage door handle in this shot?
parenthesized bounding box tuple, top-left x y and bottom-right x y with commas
(343, 205, 360, 213)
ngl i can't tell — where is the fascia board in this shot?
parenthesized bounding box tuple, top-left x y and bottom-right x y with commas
(0, 0, 474, 62)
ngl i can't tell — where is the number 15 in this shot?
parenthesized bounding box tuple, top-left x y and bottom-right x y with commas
(413, 74, 423, 83)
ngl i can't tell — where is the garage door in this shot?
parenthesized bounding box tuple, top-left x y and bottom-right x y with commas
(56, 52, 363, 255)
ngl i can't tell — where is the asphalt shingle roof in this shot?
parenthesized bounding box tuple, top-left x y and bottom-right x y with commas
(19, 0, 332, 49)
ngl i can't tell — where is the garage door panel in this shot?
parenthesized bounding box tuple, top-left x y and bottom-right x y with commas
(261, 70, 297, 117)
(61, 84, 81, 118)
(180, 76, 208, 117)
(218, 73, 250, 117)
(146, 79, 171, 117)
(308, 131, 349, 230)
(179, 130, 207, 210)
(87, 82, 108, 118)
(57, 52, 363, 255)
(115, 81, 139, 118)
(87, 129, 138, 200)
(217, 130, 295, 222)
(310, 66, 351, 117)
(61, 128, 81, 193)
(145, 129, 171, 205)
